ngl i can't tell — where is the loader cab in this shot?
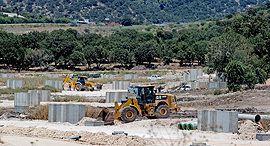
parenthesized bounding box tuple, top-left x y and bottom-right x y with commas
(77, 76, 88, 85)
(135, 85, 155, 104)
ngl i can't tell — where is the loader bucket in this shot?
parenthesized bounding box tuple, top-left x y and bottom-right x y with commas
(97, 108, 115, 125)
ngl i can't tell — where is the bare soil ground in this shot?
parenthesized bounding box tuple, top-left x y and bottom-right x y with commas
(0, 68, 269, 145)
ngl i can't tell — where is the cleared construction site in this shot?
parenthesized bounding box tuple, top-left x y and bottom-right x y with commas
(0, 69, 269, 146)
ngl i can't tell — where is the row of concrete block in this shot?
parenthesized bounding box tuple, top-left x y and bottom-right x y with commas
(45, 74, 59, 78)
(48, 104, 85, 124)
(100, 74, 115, 79)
(183, 69, 203, 81)
(7, 80, 23, 89)
(1, 74, 15, 78)
(207, 82, 227, 89)
(14, 90, 51, 106)
(112, 81, 130, 90)
(106, 92, 128, 103)
(123, 74, 138, 80)
(197, 110, 238, 133)
(44, 80, 62, 90)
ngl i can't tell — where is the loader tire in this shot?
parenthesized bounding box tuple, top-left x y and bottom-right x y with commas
(120, 107, 137, 123)
(85, 87, 90, 91)
(75, 84, 82, 91)
(156, 105, 170, 118)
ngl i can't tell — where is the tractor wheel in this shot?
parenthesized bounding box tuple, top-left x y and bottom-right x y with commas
(120, 107, 137, 123)
(156, 105, 170, 118)
(90, 87, 94, 91)
(85, 87, 90, 91)
(75, 84, 82, 91)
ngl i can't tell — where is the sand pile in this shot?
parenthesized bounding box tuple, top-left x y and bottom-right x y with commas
(237, 120, 263, 140)
(76, 117, 97, 126)
(0, 125, 153, 146)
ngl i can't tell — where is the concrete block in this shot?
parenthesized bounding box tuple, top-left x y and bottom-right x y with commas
(190, 142, 206, 146)
(44, 80, 62, 91)
(7, 80, 23, 89)
(48, 104, 85, 124)
(37, 90, 51, 102)
(101, 74, 115, 79)
(256, 133, 270, 141)
(1, 74, 15, 78)
(198, 110, 238, 133)
(106, 92, 128, 103)
(85, 121, 104, 126)
(183, 74, 190, 81)
(197, 69, 203, 76)
(28, 90, 41, 105)
(14, 93, 30, 106)
(112, 81, 130, 90)
(207, 82, 227, 89)
(124, 74, 138, 80)
(45, 74, 59, 78)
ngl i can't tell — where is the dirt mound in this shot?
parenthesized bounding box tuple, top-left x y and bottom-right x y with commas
(0, 125, 153, 146)
(76, 117, 97, 126)
(237, 120, 263, 140)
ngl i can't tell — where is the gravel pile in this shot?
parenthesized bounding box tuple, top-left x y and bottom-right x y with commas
(237, 120, 264, 140)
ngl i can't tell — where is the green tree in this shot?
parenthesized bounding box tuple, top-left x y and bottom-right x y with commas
(121, 17, 132, 26)
(255, 68, 267, 84)
(225, 61, 246, 92)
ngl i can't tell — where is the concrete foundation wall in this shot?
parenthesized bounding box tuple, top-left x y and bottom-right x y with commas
(124, 74, 138, 80)
(48, 104, 85, 124)
(106, 92, 128, 103)
(14, 93, 30, 106)
(112, 81, 130, 90)
(37, 90, 51, 102)
(45, 74, 59, 78)
(198, 110, 238, 133)
(207, 82, 227, 89)
(1, 74, 15, 78)
(44, 80, 63, 90)
(7, 80, 23, 89)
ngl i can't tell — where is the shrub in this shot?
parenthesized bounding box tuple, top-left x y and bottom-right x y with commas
(213, 89, 223, 95)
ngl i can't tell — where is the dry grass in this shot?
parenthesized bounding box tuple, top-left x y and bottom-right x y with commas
(52, 95, 99, 102)
(28, 105, 49, 120)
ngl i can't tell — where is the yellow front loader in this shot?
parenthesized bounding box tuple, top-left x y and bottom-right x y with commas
(62, 75, 102, 91)
(100, 85, 180, 124)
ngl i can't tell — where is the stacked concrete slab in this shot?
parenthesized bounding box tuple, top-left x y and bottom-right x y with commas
(106, 92, 128, 103)
(124, 74, 138, 80)
(183, 74, 190, 81)
(207, 82, 227, 89)
(48, 104, 85, 124)
(188, 82, 208, 89)
(45, 74, 59, 78)
(100, 74, 115, 79)
(7, 80, 23, 89)
(183, 69, 203, 81)
(197, 110, 238, 133)
(44, 80, 62, 90)
(112, 81, 130, 90)
(1, 74, 15, 78)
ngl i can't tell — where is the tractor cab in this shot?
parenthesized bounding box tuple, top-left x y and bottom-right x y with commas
(135, 85, 155, 104)
(77, 76, 87, 85)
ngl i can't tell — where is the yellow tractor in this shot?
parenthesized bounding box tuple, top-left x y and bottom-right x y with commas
(101, 85, 180, 123)
(62, 75, 102, 91)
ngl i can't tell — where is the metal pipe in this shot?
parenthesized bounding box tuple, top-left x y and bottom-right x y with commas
(260, 115, 270, 120)
(178, 120, 197, 130)
(238, 114, 261, 123)
(188, 122, 197, 130)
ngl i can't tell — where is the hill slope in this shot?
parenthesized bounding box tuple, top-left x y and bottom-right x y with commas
(0, 0, 270, 23)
